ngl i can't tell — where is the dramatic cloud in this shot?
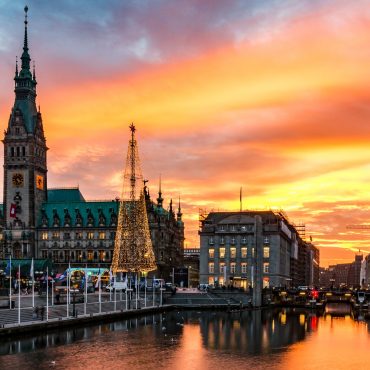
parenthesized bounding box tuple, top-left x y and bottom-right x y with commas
(1, 0, 370, 266)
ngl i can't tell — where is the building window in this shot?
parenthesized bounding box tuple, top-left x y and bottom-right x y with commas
(52, 232, 60, 240)
(41, 250, 48, 259)
(230, 237, 236, 245)
(16, 147, 20, 156)
(241, 247, 247, 258)
(219, 225, 225, 231)
(220, 263, 225, 273)
(209, 249, 214, 259)
(88, 250, 93, 262)
(98, 232, 106, 240)
(230, 262, 236, 274)
(64, 232, 71, 240)
(231, 225, 236, 231)
(110, 232, 116, 240)
(87, 232, 94, 240)
(263, 263, 269, 274)
(220, 236, 225, 245)
(209, 237, 214, 245)
(53, 250, 59, 262)
(99, 250, 105, 262)
(77, 250, 82, 262)
(41, 232, 48, 240)
(230, 247, 236, 259)
(241, 263, 247, 274)
(263, 247, 270, 259)
(208, 263, 214, 273)
(219, 248, 225, 259)
(241, 225, 246, 231)
(22, 146, 25, 156)
(76, 232, 83, 240)
(208, 276, 214, 285)
(252, 247, 255, 257)
(241, 237, 247, 244)
(11, 147, 14, 157)
(264, 236, 270, 244)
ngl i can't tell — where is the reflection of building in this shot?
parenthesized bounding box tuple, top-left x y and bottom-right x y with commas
(1, 8, 184, 279)
(360, 254, 370, 288)
(199, 210, 318, 289)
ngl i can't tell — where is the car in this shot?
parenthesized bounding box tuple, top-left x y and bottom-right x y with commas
(198, 284, 210, 291)
(105, 281, 127, 292)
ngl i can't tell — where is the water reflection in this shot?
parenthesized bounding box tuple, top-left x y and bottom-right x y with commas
(0, 309, 369, 370)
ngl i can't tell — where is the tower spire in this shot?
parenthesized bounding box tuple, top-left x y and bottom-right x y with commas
(177, 195, 183, 221)
(157, 174, 163, 208)
(20, 5, 31, 73)
(15, 56, 18, 77)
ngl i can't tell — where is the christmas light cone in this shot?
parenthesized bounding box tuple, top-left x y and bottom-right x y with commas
(111, 124, 156, 273)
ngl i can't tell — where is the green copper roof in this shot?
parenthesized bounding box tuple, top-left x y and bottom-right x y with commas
(38, 200, 119, 228)
(12, 99, 38, 133)
(47, 188, 85, 202)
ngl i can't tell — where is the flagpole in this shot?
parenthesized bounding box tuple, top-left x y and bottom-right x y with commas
(46, 266, 49, 321)
(114, 273, 117, 312)
(66, 264, 70, 318)
(144, 276, 147, 308)
(125, 274, 128, 311)
(31, 258, 35, 308)
(153, 275, 155, 307)
(18, 264, 21, 324)
(99, 271, 101, 314)
(84, 264, 87, 316)
(9, 256, 12, 310)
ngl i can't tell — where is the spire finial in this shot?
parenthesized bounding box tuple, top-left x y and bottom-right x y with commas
(157, 174, 163, 208)
(20, 5, 31, 73)
(177, 194, 183, 221)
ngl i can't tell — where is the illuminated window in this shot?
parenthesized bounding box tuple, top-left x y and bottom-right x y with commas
(208, 276, 214, 285)
(208, 263, 214, 273)
(76, 232, 83, 239)
(98, 232, 106, 240)
(230, 247, 236, 259)
(264, 247, 270, 258)
(220, 263, 225, 273)
(219, 248, 225, 259)
(241, 247, 247, 258)
(88, 250, 93, 262)
(52, 231, 60, 239)
(252, 247, 255, 257)
(241, 263, 247, 274)
(209, 249, 214, 259)
(230, 262, 236, 274)
(41, 232, 48, 240)
(264, 263, 269, 274)
(87, 232, 94, 240)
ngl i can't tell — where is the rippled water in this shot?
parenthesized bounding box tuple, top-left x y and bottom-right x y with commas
(0, 309, 369, 370)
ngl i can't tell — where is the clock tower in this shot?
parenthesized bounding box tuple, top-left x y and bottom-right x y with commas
(3, 7, 48, 258)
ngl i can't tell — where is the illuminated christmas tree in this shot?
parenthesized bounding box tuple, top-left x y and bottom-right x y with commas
(111, 124, 156, 273)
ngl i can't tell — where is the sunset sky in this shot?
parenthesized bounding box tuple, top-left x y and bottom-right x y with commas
(1, 0, 370, 267)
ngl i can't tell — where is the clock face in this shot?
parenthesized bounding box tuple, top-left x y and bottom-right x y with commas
(36, 174, 44, 190)
(12, 173, 24, 187)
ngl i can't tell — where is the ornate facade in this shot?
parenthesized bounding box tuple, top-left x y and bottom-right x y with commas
(1, 8, 184, 281)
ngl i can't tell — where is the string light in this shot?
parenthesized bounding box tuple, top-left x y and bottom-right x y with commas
(111, 124, 156, 273)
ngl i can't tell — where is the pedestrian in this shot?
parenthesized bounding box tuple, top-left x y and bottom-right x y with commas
(40, 306, 45, 321)
(35, 306, 39, 318)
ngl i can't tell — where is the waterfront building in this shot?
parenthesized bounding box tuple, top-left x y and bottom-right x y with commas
(199, 210, 317, 289)
(319, 253, 363, 289)
(1, 8, 184, 280)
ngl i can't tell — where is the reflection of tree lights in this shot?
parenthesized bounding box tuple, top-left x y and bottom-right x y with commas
(299, 314, 305, 326)
(281, 312, 287, 325)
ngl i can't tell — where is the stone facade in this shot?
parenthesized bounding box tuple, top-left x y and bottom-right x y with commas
(199, 210, 318, 289)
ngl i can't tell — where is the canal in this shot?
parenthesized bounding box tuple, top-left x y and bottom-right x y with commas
(0, 308, 369, 369)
